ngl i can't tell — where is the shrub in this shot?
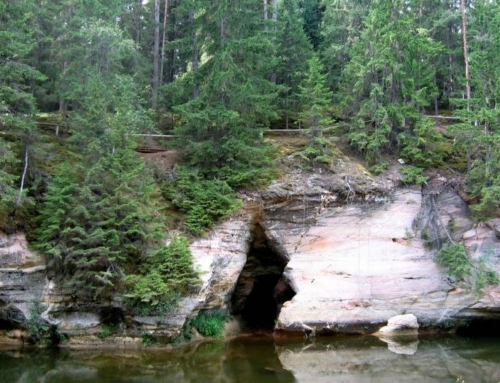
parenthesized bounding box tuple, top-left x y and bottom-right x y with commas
(436, 244, 500, 290)
(125, 236, 200, 315)
(400, 166, 427, 185)
(26, 300, 50, 342)
(190, 312, 228, 338)
(163, 166, 242, 235)
(370, 161, 389, 175)
(141, 333, 156, 346)
(436, 244, 472, 281)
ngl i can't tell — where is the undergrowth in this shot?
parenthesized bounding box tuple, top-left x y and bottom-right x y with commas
(162, 165, 242, 235)
(435, 243, 499, 290)
(189, 311, 228, 338)
(124, 235, 200, 315)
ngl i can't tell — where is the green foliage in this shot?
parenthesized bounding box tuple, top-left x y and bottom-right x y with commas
(475, 255, 500, 290)
(336, 1, 442, 163)
(141, 333, 156, 346)
(0, 0, 43, 231)
(436, 244, 499, 290)
(298, 55, 334, 135)
(420, 229, 433, 249)
(398, 118, 448, 167)
(369, 161, 389, 175)
(275, 0, 314, 126)
(173, 0, 279, 188)
(125, 236, 200, 315)
(295, 54, 337, 168)
(0, 139, 19, 228)
(400, 166, 427, 185)
(436, 244, 473, 282)
(190, 312, 228, 338)
(98, 323, 117, 339)
(26, 300, 49, 342)
(26, 300, 61, 344)
(163, 166, 242, 235)
(35, 146, 165, 299)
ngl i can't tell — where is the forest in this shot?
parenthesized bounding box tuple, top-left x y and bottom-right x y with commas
(1, 0, 500, 313)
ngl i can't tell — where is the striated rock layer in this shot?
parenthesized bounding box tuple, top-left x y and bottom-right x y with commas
(1, 169, 500, 344)
(260, 173, 500, 335)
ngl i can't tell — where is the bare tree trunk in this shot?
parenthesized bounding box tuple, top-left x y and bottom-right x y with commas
(134, 0, 142, 47)
(159, 0, 169, 86)
(263, 0, 268, 21)
(152, 0, 160, 109)
(461, 0, 471, 104)
(220, 18, 225, 49)
(17, 148, 28, 206)
(188, 8, 199, 99)
(272, 0, 277, 21)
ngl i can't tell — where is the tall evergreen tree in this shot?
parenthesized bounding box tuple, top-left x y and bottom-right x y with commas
(450, 0, 500, 219)
(0, 0, 43, 229)
(299, 0, 323, 49)
(337, 0, 442, 164)
(275, 0, 314, 128)
(173, 0, 278, 187)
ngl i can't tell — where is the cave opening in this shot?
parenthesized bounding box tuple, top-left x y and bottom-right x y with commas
(231, 223, 295, 331)
(456, 318, 500, 336)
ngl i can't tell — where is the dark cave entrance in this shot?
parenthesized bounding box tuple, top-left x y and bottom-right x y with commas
(231, 223, 296, 331)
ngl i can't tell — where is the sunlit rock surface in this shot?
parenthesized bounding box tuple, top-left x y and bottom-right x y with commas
(377, 314, 419, 336)
(260, 172, 500, 334)
(268, 187, 470, 333)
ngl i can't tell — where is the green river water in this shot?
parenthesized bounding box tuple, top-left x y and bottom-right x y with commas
(0, 335, 499, 383)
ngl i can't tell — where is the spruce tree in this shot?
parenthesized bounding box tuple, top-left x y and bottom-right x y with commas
(0, 0, 43, 229)
(296, 54, 336, 166)
(173, 0, 278, 187)
(450, 0, 500, 219)
(337, 0, 442, 164)
(36, 74, 164, 300)
(275, 0, 314, 129)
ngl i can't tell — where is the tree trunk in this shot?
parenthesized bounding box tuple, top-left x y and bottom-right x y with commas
(220, 18, 225, 49)
(159, 0, 168, 87)
(152, 0, 160, 109)
(134, 0, 142, 47)
(272, 0, 277, 21)
(189, 8, 199, 99)
(17, 148, 28, 206)
(460, 0, 471, 103)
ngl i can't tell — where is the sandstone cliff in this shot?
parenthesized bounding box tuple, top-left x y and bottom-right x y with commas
(1, 160, 500, 345)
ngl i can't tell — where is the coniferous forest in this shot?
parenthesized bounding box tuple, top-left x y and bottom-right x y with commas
(1, 0, 500, 311)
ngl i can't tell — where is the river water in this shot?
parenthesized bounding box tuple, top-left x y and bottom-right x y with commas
(0, 335, 499, 383)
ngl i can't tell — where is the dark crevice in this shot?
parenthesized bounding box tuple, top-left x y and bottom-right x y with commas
(456, 318, 500, 336)
(231, 223, 295, 331)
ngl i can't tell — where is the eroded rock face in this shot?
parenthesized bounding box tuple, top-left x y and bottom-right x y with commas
(2, 169, 500, 342)
(259, 173, 500, 334)
(0, 232, 46, 328)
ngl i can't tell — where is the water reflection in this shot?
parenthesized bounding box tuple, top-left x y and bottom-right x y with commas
(276, 336, 500, 383)
(0, 335, 499, 383)
(377, 334, 419, 355)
